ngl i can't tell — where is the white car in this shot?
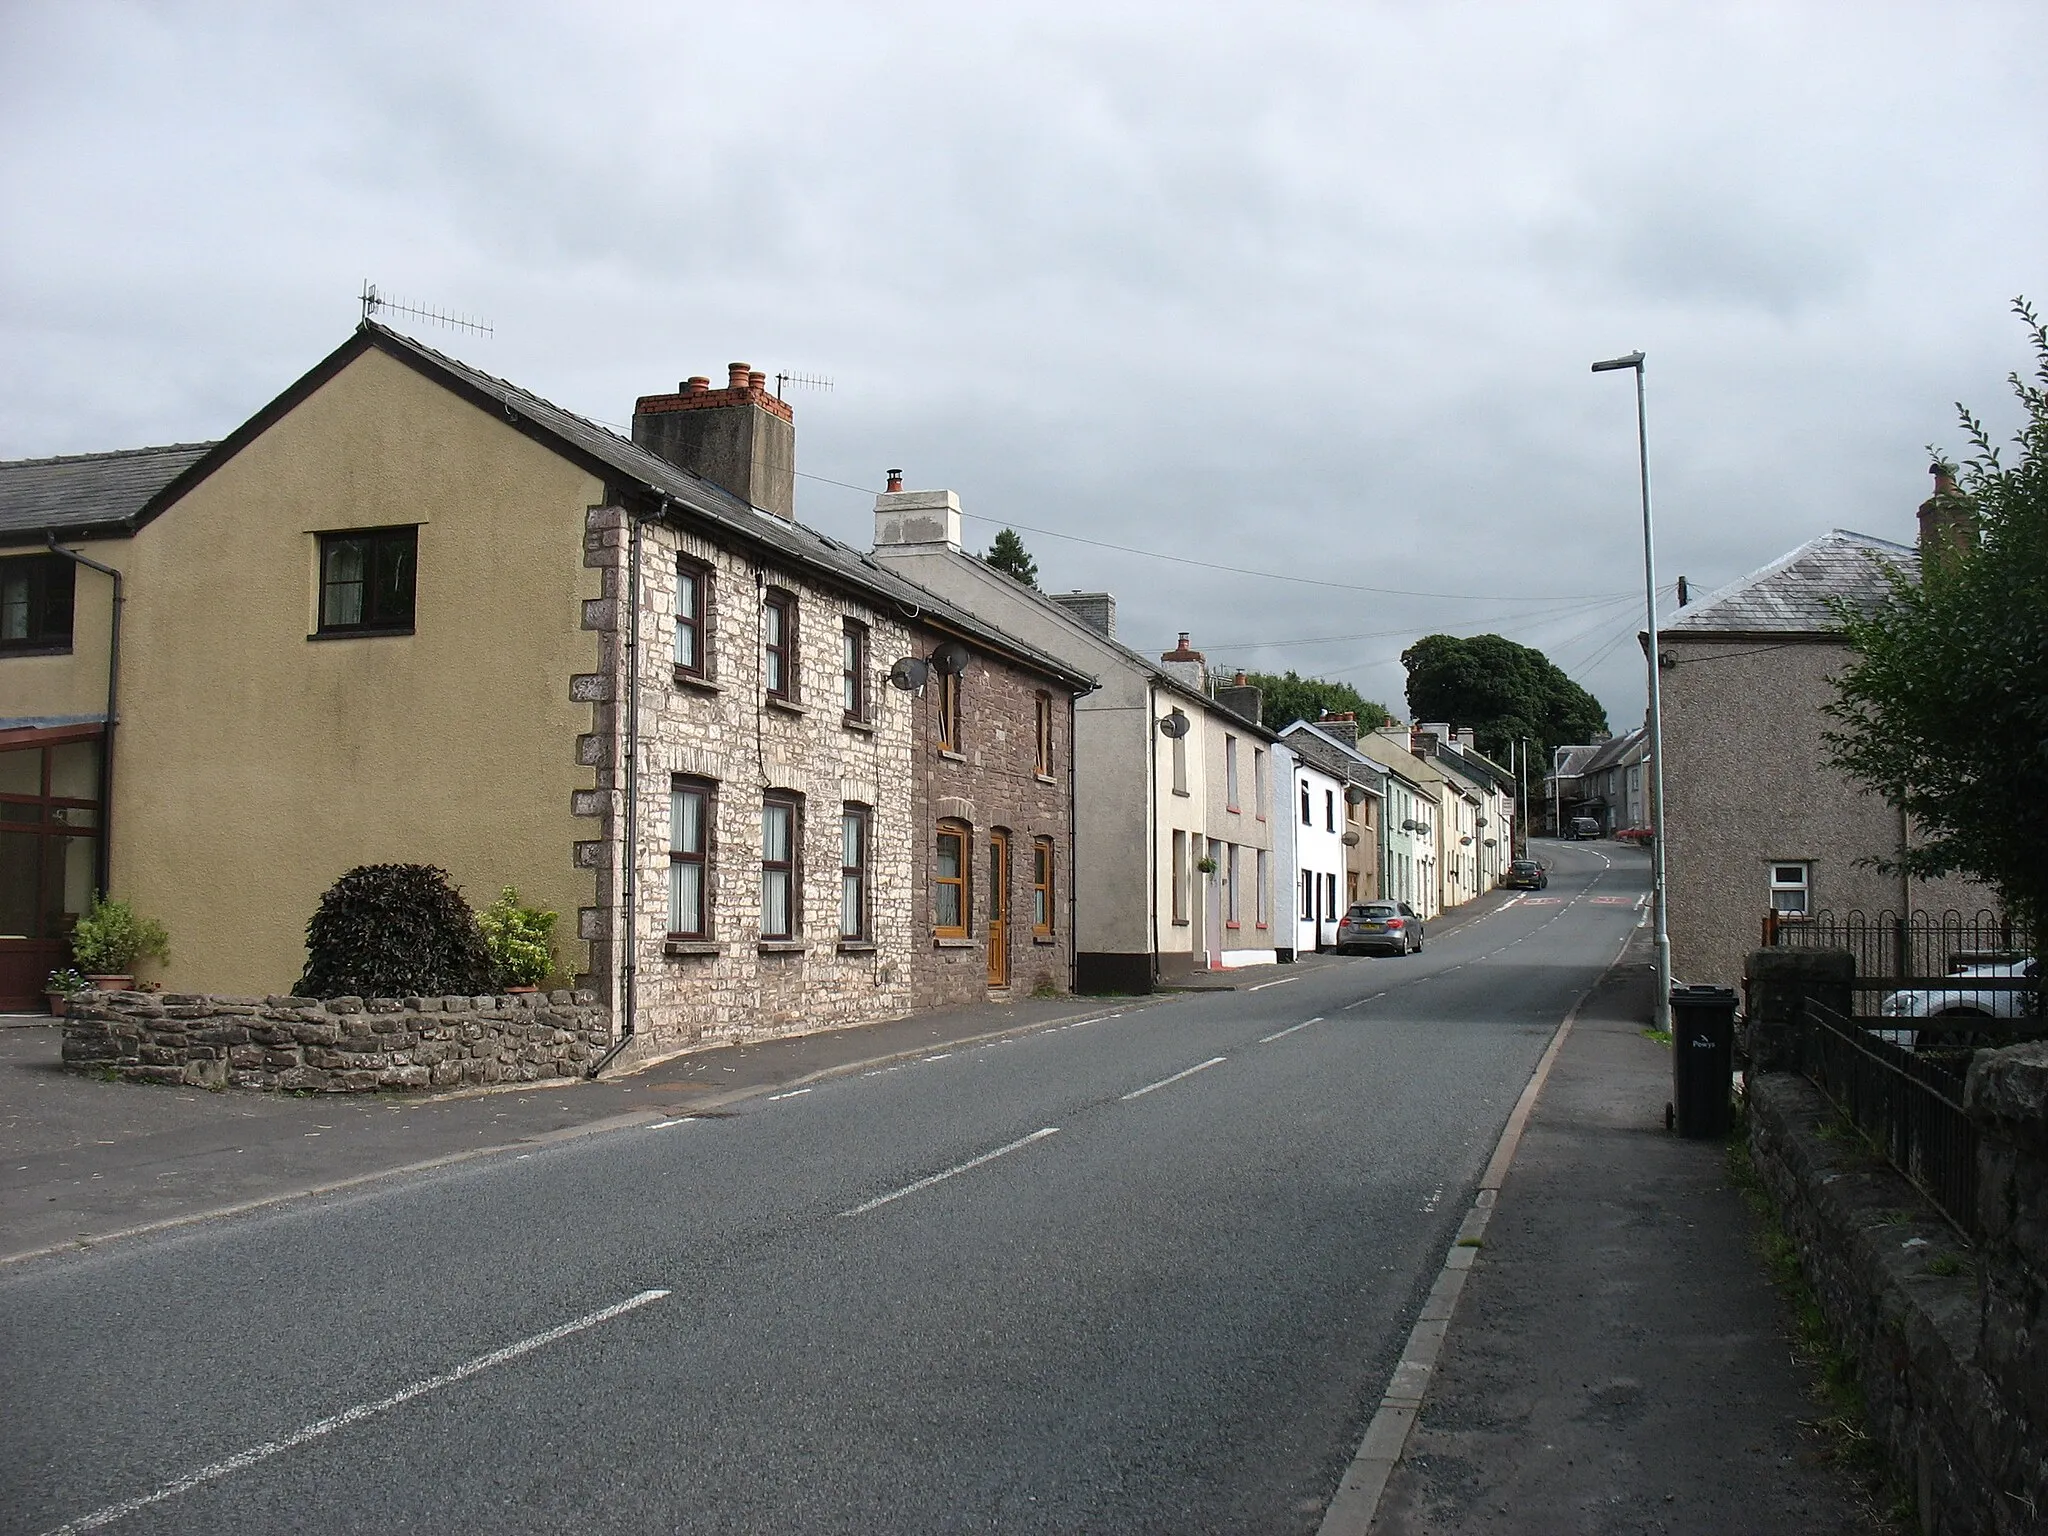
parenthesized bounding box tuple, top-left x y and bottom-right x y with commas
(1872, 954, 2038, 1047)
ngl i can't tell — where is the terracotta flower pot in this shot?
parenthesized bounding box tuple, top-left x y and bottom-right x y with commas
(84, 974, 134, 991)
(47, 992, 72, 1016)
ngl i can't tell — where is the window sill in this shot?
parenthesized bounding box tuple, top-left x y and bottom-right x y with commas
(1171, 788, 1191, 799)
(836, 939, 877, 954)
(673, 670, 720, 694)
(842, 716, 876, 735)
(1035, 773, 1056, 785)
(1226, 804, 1240, 815)
(765, 696, 806, 716)
(1255, 923, 1269, 931)
(758, 939, 806, 954)
(308, 627, 414, 642)
(1225, 922, 1242, 931)
(0, 644, 74, 658)
(938, 748, 967, 762)
(934, 936, 976, 949)
(1171, 918, 1190, 928)
(1032, 935, 1057, 947)
(663, 939, 724, 956)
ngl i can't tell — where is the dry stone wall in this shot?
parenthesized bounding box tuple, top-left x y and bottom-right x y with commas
(61, 990, 608, 1092)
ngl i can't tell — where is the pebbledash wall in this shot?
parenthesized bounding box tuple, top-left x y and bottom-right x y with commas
(62, 989, 608, 1092)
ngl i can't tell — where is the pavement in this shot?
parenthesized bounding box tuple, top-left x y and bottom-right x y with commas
(1366, 932, 1892, 1534)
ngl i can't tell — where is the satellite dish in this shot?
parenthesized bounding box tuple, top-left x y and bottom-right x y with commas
(930, 641, 971, 676)
(888, 656, 930, 692)
(1344, 785, 1368, 806)
(1157, 708, 1190, 739)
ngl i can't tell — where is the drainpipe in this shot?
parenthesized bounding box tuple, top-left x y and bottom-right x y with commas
(1147, 682, 1160, 990)
(590, 500, 658, 1078)
(1066, 688, 1080, 994)
(45, 534, 122, 897)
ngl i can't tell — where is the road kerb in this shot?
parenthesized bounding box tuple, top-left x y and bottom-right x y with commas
(1315, 936, 1643, 1536)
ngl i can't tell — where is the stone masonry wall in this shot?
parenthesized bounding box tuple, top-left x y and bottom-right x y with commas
(61, 989, 608, 1092)
(1749, 1058, 2046, 1535)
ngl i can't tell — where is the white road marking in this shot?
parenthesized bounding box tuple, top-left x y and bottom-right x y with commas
(839, 1128, 1060, 1217)
(766, 1088, 813, 1101)
(648, 1119, 695, 1130)
(1260, 1017, 1325, 1043)
(919, 1053, 952, 1063)
(1121, 1056, 1229, 1101)
(41, 1289, 672, 1536)
(1247, 977, 1297, 991)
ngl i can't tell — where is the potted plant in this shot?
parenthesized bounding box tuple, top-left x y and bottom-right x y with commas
(68, 896, 171, 990)
(477, 886, 557, 993)
(44, 968, 90, 1016)
(1195, 855, 1219, 875)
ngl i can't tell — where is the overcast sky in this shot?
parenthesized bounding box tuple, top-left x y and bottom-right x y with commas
(4, 1, 2042, 731)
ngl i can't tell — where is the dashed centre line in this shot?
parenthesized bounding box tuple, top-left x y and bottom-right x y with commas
(1121, 1056, 1229, 1101)
(1246, 977, 1297, 992)
(1260, 1017, 1325, 1044)
(839, 1128, 1061, 1218)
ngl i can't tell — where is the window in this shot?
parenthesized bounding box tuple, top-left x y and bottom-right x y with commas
(1301, 871, 1314, 921)
(1034, 693, 1053, 777)
(1327, 871, 1338, 915)
(674, 560, 710, 678)
(1032, 837, 1054, 937)
(1171, 828, 1189, 922)
(1769, 862, 1811, 916)
(1300, 781, 1311, 825)
(1225, 735, 1240, 811)
(668, 778, 713, 938)
(1171, 729, 1188, 794)
(0, 735, 100, 945)
(760, 793, 800, 939)
(842, 620, 868, 722)
(0, 555, 76, 652)
(936, 670, 962, 752)
(1253, 749, 1266, 820)
(764, 589, 797, 701)
(318, 526, 416, 634)
(840, 804, 869, 940)
(1255, 848, 1268, 928)
(1226, 843, 1241, 925)
(1326, 789, 1336, 832)
(935, 818, 970, 937)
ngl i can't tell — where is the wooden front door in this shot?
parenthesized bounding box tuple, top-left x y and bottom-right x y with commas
(987, 829, 1010, 988)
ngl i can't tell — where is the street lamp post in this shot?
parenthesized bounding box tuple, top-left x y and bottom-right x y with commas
(1591, 350, 1672, 1035)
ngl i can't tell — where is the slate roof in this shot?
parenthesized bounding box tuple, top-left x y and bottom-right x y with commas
(0, 443, 216, 544)
(1662, 529, 1915, 636)
(1578, 726, 1647, 776)
(1279, 722, 1388, 792)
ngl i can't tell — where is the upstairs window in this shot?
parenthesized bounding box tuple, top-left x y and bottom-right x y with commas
(1326, 789, 1336, 833)
(840, 804, 869, 940)
(1253, 748, 1266, 820)
(0, 555, 76, 653)
(1034, 693, 1053, 776)
(1299, 782, 1311, 825)
(764, 589, 797, 701)
(674, 560, 711, 678)
(1769, 862, 1811, 916)
(318, 526, 416, 635)
(936, 670, 962, 753)
(1225, 735, 1240, 811)
(841, 620, 869, 723)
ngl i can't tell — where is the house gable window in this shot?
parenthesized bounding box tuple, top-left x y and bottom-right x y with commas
(318, 526, 416, 635)
(0, 555, 76, 653)
(1769, 862, 1811, 916)
(674, 560, 712, 679)
(841, 620, 869, 724)
(668, 777, 713, 938)
(1032, 837, 1054, 937)
(840, 804, 869, 940)
(935, 818, 970, 937)
(761, 792, 801, 940)
(763, 588, 797, 702)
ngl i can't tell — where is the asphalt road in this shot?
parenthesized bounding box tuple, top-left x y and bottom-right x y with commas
(2, 842, 1645, 1535)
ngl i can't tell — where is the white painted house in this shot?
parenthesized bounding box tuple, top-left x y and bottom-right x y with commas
(1290, 752, 1349, 954)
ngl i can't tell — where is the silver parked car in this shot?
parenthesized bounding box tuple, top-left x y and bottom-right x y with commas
(1336, 900, 1425, 956)
(1873, 953, 2038, 1047)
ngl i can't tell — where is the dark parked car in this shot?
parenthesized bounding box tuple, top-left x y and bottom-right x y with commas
(1503, 859, 1548, 890)
(1336, 900, 1425, 956)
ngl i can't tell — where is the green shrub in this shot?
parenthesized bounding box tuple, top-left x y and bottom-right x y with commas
(45, 967, 91, 995)
(297, 864, 494, 999)
(69, 896, 171, 975)
(477, 886, 557, 989)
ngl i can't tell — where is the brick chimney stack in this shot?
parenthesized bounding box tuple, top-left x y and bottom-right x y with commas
(1159, 632, 1208, 695)
(632, 363, 796, 519)
(1917, 461, 1977, 567)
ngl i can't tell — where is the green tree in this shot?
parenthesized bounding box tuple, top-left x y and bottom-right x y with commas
(1400, 633, 1609, 765)
(1242, 670, 1392, 734)
(1824, 299, 2048, 936)
(983, 528, 1039, 588)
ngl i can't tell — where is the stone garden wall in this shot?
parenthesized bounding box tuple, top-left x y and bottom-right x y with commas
(61, 989, 611, 1092)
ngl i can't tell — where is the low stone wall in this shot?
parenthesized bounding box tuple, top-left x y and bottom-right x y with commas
(61, 990, 612, 1092)
(1748, 1047, 2047, 1536)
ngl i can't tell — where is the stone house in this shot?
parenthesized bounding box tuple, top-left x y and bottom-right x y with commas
(0, 323, 1089, 1055)
(868, 505, 1281, 989)
(1566, 726, 1647, 835)
(1660, 470, 1997, 991)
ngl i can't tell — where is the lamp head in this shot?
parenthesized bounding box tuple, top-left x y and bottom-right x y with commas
(1590, 351, 1645, 373)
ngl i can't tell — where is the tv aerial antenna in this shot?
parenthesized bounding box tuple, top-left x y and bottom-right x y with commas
(774, 370, 833, 400)
(359, 281, 493, 338)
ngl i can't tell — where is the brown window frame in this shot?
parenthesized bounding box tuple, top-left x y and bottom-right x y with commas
(934, 817, 971, 938)
(317, 525, 417, 636)
(0, 555, 77, 654)
(761, 791, 801, 940)
(1033, 692, 1053, 776)
(840, 803, 869, 940)
(667, 776, 714, 939)
(1031, 836, 1054, 938)
(0, 730, 102, 943)
(936, 669, 962, 752)
(674, 559, 712, 680)
(842, 619, 869, 724)
(763, 588, 798, 702)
